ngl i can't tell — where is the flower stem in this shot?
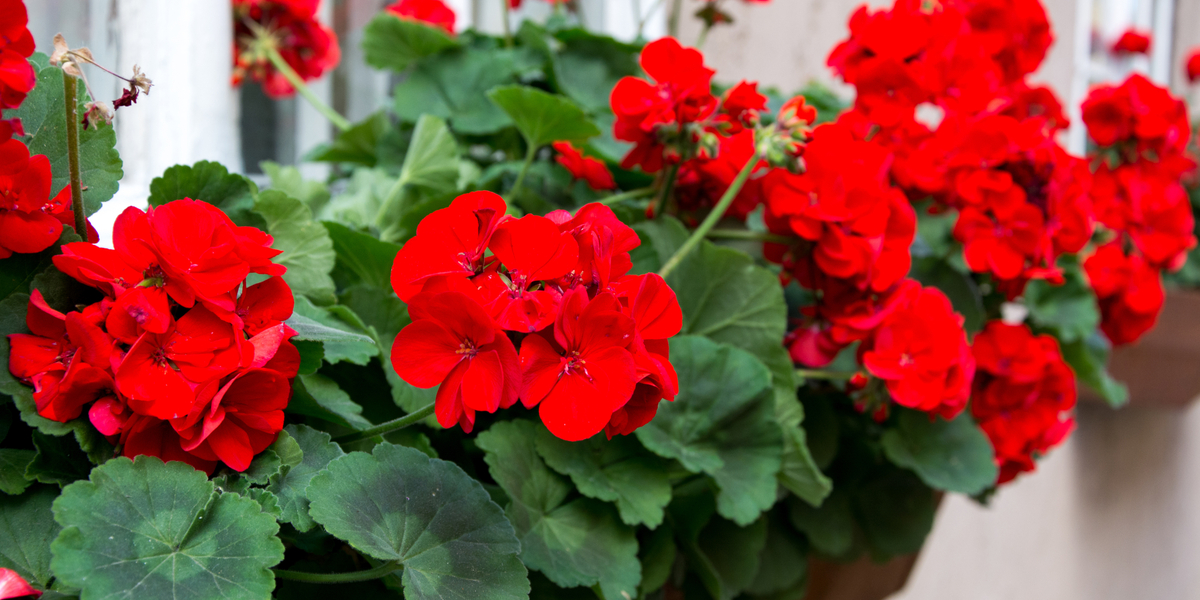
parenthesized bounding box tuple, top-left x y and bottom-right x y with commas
(667, 0, 683, 38)
(507, 143, 538, 204)
(597, 186, 655, 206)
(706, 229, 792, 244)
(334, 402, 436, 444)
(658, 154, 757, 279)
(653, 163, 680, 218)
(273, 561, 402, 583)
(261, 43, 350, 132)
(62, 71, 85, 237)
(501, 0, 513, 47)
(796, 369, 857, 381)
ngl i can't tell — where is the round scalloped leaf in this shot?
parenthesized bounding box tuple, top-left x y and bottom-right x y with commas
(306, 443, 529, 600)
(0, 487, 61, 589)
(50, 456, 284, 599)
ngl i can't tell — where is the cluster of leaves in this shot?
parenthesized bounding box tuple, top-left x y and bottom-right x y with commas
(0, 11, 1117, 600)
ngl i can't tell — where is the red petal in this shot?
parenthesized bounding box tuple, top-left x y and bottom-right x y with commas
(0, 567, 41, 599)
(460, 349, 503, 413)
(518, 333, 564, 409)
(0, 208, 60, 254)
(391, 319, 467, 387)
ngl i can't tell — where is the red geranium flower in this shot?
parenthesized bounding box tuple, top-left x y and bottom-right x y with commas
(1187, 47, 1200, 83)
(861, 283, 975, 419)
(553, 141, 616, 191)
(1111, 29, 1151, 55)
(386, 0, 456, 33)
(391, 291, 520, 432)
(232, 0, 341, 99)
(173, 367, 292, 472)
(0, 0, 35, 111)
(1084, 243, 1165, 346)
(390, 191, 507, 301)
(0, 139, 72, 258)
(520, 288, 637, 441)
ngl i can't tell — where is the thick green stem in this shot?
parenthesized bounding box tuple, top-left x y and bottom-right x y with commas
(262, 43, 350, 131)
(273, 561, 402, 583)
(658, 155, 757, 279)
(501, 0, 513, 47)
(706, 229, 792, 244)
(653, 163, 680, 218)
(62, 72, 85, 237)
(507, 144, 538, 203)
(796, 369, 858, 381)
(597, 186, 655, 207)
(334, 402, 436, 444)
(696, 25, 711, 49)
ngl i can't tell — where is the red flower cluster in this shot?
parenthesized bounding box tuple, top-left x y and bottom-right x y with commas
(233, 0, 341, 99)
(554, 141, 616, 191)
(7, 200, 297, 474)
(1081, 74, 1194, 345)
(1111, 29, 1151, 55)
(390, 191, 682, 441)
(386, 0, 456, 34)
(971, 321, 1075, 484)
(0, 0, 34, 115)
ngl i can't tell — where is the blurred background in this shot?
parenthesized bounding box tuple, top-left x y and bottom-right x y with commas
(25, 1, 1200, 598)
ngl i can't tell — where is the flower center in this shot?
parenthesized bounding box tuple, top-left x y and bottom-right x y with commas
(456, 341, 479, 358)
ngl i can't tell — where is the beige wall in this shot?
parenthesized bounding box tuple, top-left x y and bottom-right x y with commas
(685, 1, 1200, 598)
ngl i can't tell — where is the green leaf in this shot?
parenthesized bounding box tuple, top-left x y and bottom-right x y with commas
(254, 190, 337, 305)
(550, 31, 640, 113)
(289, 296, 378, 365)
(788, 490, 854, 557)
(635, 218, 831, 506)
(477, 420, 641, 599)
(324, 222, 401, 290)
(488, 85, 600, 148)
(308, 111, 391, 167)
(393, 48, 516, 135)
(289, 373, 372, 430)
(1025, 261, 1099, 344)
(362, 12, 460, 72)
(0, 486, 61, 588)
(0, 449, 34, 495)
(396, 114, 460, 194)
(262, 161, 331, 212)
(307, 443, 529, 600)
(10, 57, 123, 216)
(26, 431, 90, 486)
(317, 168, 399, 231)
(636, 336, 783, 526)
(638, 524, 676, 596)
(745, 512, 808, 597)
(147, 160, 262, 227)
(0, 229, 78, 303)
(853, 468, 936, 558)
(695, 515, 769, 600)
(534, 428, 672, 528)
(1061, 331, 1129, 408)
(266, 424, 345, 532)
(882, 408, 998, 495)
(242, 450, 283, 486)
(50, 456, 284, 599)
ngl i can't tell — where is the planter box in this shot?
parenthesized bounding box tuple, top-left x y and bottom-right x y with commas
(1082, 289, 1200, 408)
(803, 552, 921, 600)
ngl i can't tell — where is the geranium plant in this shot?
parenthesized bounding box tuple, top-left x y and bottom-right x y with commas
(0, 0, 1194, 598)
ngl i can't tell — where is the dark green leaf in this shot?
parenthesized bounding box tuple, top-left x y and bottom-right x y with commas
(242, 450, 283, 486)
(551, 31, 639, 113)
(362, 12, 460, 72)
(1061, 331, 1129, 407)
(853, 469, 936, 558)
(487, 85, 601, 148)
(534, 428, 672, 528)
(0, 486, 61, 588)
(695, 516, 769, 600)
(307, 443, 529, 600)
(788, 491, 854, 557)
(882, 408, 997, 494)
(745, 512, 807, 596)
(911, 257, 984, 334)
(324, 222, 401, 291)
(287, 296, 378, 365)
(1025, 262, 1099, 344)
(393, 48, 516, 135)
(266, 424, 345, 532)
(289, 373, 372, 430)
(0, 230, 77, 303)
(0, 449, 34, 495)
(638, 524, 676, 596)
(636, 336, 782, 526)
(255, 190, 337, 305)
(308, 111, 391, 167)
(10, 57, 123, 216)
(477, 420, 641, 600)
(147, 161, 261, 227)
(50, 456, 284, 599)
(26, 431, 90, 486)
(295, 340, 324, 375)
